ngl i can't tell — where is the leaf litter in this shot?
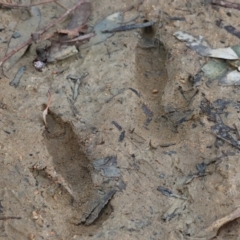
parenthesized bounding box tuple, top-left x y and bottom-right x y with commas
(35, 1, 92, 63)
(174, 31, 240, 85)
(3, 6, 41, 72)
(80, 12, 123, 49)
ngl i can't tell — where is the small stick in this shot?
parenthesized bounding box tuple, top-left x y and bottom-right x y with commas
(0, 0, 85, 67)
(61, 32, 95, 43)
(57, 24, 87, 37)
(102, 21, 156, 33)
(0, 0, 58, 9)
(0, 216, 21, 220)
(0, 38, 32, 67)
(233, 123, 240, 140)
(211, 0, 240, 10)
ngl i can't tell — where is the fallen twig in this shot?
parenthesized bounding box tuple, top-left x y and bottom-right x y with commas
(0, 216, 21, 220)
(211, 0, 240, 10)
(61, 32, 95, 43)
(0, 38, 32, 67)
(0, 0, 85, 67)
(102, 21, 156, 33)
(43, 91, 52, 126)
(233, 123, 240, 140)
(57, 24, 87, 36)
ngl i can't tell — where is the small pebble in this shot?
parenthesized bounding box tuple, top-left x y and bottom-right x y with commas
(12, 32, 21, 38)
(28, 233, 35, 240)
(152, 89, 158, 94)
(34, 60, 45, 71)
(32, 211, 38, 220)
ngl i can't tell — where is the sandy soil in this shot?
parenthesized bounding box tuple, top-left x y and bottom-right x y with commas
(1, 0, 240, 239)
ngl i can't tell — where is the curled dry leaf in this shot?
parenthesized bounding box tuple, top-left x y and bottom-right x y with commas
(0, 0, 85, 67)
(43, 91, 52, 126)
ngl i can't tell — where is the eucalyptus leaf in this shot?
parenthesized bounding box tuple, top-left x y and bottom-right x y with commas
(174, 31, 240, 60)
(202, 59, 228, 84)
(81, 12, 123, 49)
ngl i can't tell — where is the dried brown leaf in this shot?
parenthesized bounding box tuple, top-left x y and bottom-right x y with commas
(58, 2, 91, 39)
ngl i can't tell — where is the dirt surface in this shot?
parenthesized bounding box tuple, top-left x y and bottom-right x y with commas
(1, 0, 240, 239)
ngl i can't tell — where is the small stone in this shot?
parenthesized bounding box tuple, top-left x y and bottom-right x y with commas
(32, 211, 38, 220)
(34, 190, 39, 195)
(34, 60, 45, 71)
(36, 218, 44, 227)
(28, 233, 35, 240)
(12, 32, 21, 38)
(152, 89, 158, 94)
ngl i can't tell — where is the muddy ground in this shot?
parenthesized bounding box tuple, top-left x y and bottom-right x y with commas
(1, 0, 240, 239)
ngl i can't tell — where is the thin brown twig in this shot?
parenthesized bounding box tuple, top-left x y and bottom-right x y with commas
(57, 24, 87, 37)
(0, 0, 85, 67)
(0, 216, 21, 220)
(0, 38, 32, 67)
(211, 0, 240, 10)
(61, 32, 95, 43)
(0, 0, 58, 9)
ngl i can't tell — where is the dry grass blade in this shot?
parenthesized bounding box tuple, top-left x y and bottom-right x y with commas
(43, 91, 52, 126)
